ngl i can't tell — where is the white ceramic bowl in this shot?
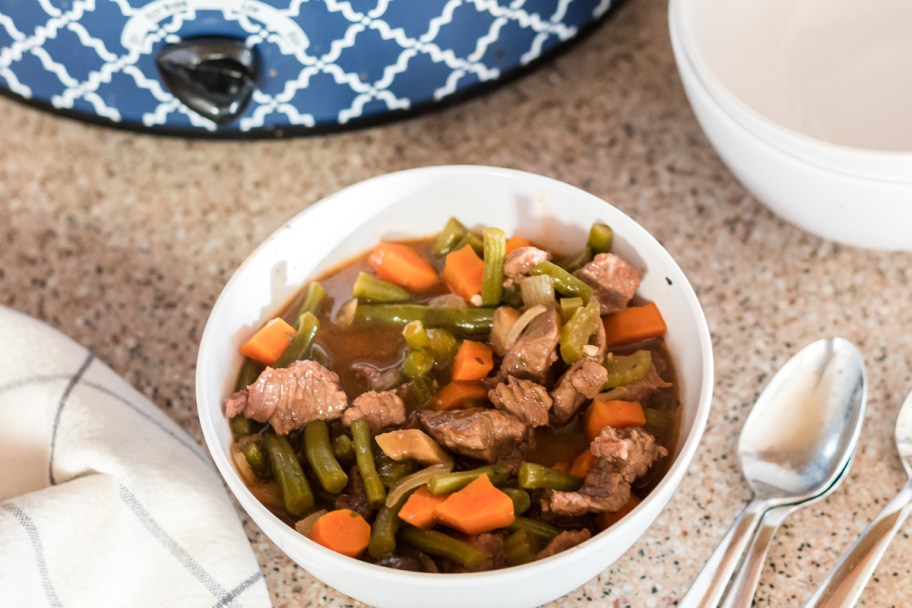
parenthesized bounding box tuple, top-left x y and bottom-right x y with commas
(196, 166, 714, 608)
(669, 0, 912, 250)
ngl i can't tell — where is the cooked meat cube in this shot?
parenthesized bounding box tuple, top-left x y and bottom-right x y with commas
(535, 529, 592, 560)
(489, 376, 553, 427)
(441, 532, 508, 573)
(418, 408, 528, 462)
(335, 466, 372, 521)
(499, 307, 561, 385)
(543, 427, 667, 516)
(573, 253, 640, 314)
(342, 390, 406, 433)
(224, 360, 348, 435)
(599, 359, 672, 403)
(503, 246, 551, 287)
(550, 358, 609, 425)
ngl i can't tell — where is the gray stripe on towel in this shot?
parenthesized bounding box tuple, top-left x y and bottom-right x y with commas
(0, 502, 64, 607)
(48, 354, 94, 485)
(213, 571, 265, 608)
(118, 485, 228, 600)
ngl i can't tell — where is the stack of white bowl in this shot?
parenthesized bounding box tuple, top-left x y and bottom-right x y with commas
(669, 0, 912, 250)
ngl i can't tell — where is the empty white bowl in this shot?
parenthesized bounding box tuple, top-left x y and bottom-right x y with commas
(196, 166, 714, 608)
(670, 0, 912, 250)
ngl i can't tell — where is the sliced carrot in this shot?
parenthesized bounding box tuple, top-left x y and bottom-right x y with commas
(595, 495, 640, 531)
(434, 474, 515, 535)
(398, 487, 449, 529)
(569, 449, 596, 479)
(239, 317, 296, 366)
(451, 340, 494, 381)
(586, 399, 646, 440)
(443, 244, 485, 300)
(505, 236, 532, 255)
(602, 302, 667, 348)
(368, 242, 440, 292)
(431, 381, 489, 410)
(310, 509, 372, 558)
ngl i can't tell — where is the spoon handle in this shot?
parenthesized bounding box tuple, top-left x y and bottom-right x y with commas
(806, 479, 912, 608)
(679, 497, 768, 608)
(720, 504, 795, 608)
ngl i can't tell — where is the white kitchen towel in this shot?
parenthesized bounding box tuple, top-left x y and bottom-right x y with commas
(0, 306, 271, 608)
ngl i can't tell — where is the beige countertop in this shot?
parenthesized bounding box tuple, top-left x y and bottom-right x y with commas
(3, 0, 912, 606)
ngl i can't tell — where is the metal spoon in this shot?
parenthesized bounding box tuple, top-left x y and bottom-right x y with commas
(805, 387, 912, 607)
(680, 338, 867, 608)
(721, 455, 857, 608)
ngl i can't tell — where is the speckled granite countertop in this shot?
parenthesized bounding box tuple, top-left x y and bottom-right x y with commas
(3, 1, 912, 606)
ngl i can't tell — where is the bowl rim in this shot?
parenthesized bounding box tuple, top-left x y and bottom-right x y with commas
(670, 0, 912, 181)
(195, 165, 715, 586)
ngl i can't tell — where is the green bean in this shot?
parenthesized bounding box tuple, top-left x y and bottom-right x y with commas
(481, 227, 506, 306)
(504, 528, 540, 566)
(229, 415, 253, 438)
(352, 272, 411, 303)
(507, 517, 561, 543)
(426, 328, 458, 368)
(428, 465, 509, 495)
(405, 376, 436, 410)
(603, 350, 652, 388)
(559, 300, 601, 364)
(354, 304, 494, 336)
(455, 232, 484, 256)
(274, 312, 319, 368)
(501, 487, 531, 515)
(368, 488, 413, 559)
(559, 297, 584, 323)
(350, 419, 387, 508)
(331, 434, 355, 466)
(557, 246, 592, 273)
(402, 349, 434, 379)
(399, 526, 488, 568)
(304, 421, 349, 494)
(263, 435, 314, 516)
(530, 261, 593, 303)
(587, 223, 613, 254)
(432, 217, 468, 257)
(402, 320, 430, 350)
(235, 358, 263, 392)
(242, 440, 270, 477)
(297, 281, 327, 319)
(518, 462, 584, 491)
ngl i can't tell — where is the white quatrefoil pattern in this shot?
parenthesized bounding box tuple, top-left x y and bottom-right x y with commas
(0, 0, 611, 134)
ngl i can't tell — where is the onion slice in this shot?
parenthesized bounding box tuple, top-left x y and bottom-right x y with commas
(490, 306, 522, 356)
(503, 304, 547, 351)
(519, 275, 555, 308)
(385, 463, 453, 508)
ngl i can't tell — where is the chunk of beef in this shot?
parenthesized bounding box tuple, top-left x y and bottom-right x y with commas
(499, 307, 560, 385)
(342, 390, 406, 433)
(335, 466, 372, 521)
(489, 376, 552, 427)
(503, 246, 550, 287)
(535, 529, 592, 560)
(441, 532, 508, 573)
(543, 427, 667, 516)
(550, 358, 609, 425)
(573, 253, 640, 314)
(599, 358, 672, 403)
(224, 360, 348, 435)
(418, 408, 528, 462)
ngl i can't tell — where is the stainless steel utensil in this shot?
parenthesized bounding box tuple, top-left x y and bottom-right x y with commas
(681, 338, 867, 608)
(805, 387, 912, 608)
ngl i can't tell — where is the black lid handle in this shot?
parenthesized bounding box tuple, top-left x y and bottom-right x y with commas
(156, 38, 257, 125)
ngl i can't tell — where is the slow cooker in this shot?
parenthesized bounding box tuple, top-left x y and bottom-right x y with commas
(0, 0, 619, 137)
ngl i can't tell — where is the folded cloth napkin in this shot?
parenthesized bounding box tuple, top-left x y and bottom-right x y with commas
(0, 306, 270, 608)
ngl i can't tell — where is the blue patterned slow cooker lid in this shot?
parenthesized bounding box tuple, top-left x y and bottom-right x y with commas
(0, 0, 614, 136)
